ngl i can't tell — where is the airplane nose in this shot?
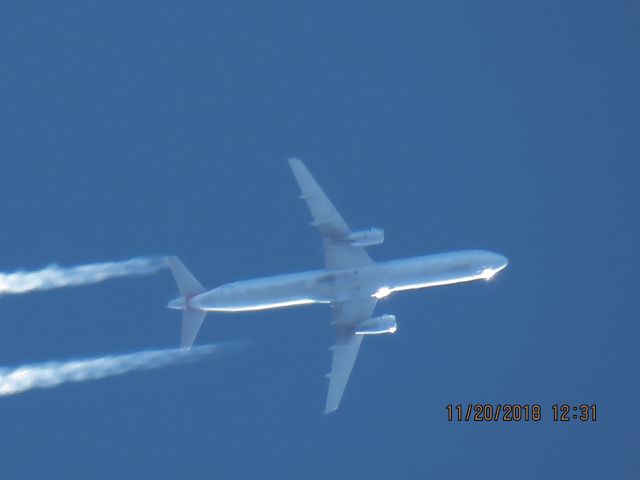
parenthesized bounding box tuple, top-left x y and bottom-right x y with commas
(494, 254, 509, 271)
(478, 252, 509, 280)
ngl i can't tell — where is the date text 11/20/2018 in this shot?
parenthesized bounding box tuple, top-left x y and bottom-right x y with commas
(446, 404, 597, 422)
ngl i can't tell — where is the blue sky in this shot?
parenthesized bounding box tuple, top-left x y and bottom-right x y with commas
(0, 1, 638, 478)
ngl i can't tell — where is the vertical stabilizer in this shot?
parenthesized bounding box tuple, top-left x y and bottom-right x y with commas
(167, 257, 207, 349)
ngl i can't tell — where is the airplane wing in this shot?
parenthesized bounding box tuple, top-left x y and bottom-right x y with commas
(325, 296, 377, 414)
(288, 158, 374, 270)
(287, 159, 378, 413)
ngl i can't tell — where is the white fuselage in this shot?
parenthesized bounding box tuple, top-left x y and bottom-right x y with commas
(175, 250, 508, 313)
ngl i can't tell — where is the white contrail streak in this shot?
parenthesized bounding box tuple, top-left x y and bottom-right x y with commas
(0, 257, 168, 295)
(0, 345, 221, 397)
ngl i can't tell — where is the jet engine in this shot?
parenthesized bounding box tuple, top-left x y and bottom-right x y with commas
(348, 227, 384, 247)
(355, 314, 397, 335)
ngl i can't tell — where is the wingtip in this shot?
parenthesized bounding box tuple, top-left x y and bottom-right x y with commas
(324, 405, 338, 415)
(179, 335, 194, 350)
(287, 157, 304, 171)
(167, 256, 184, 272)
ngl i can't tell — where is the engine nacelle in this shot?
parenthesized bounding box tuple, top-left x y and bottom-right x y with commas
(355, 314, 397, 335)
(348, 227, 384, 247)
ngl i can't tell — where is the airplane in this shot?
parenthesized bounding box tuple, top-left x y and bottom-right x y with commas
(167, 158, 508, 413)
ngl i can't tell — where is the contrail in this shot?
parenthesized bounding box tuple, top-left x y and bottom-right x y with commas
(0, 344, 225, 397)
(0, 256, 168, 295)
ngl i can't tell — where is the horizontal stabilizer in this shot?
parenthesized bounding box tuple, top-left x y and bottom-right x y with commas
(168, 256, 205, 297)
(181, 309, 207, 349)
(167, 257, 207, 349)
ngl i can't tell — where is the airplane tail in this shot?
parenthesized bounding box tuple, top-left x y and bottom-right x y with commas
(167, 256, 207, 349)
